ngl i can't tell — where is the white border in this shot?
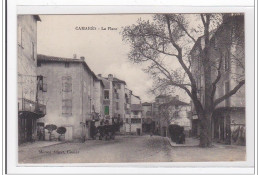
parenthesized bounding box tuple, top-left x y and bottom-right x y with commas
(6, 2, 255, 175)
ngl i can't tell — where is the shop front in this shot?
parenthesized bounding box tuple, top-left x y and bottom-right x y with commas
(18, 98, 46, 145)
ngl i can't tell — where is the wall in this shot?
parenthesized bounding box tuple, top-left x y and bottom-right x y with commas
(131, 95, 141, 104)
(190, 15, 245, 114)
(142, 104, 152, 119)
(37, 61, 93, 140)
(169, 106, 191, 131)
(17, 15, 38, 102)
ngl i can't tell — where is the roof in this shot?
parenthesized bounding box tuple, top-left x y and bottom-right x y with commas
(213, 107, 245, 114)
(112, 77, 126, 85)
(159, 98, 189, 108)
(95, 77, 105, 88)
(33, 15, 41, 21)
(132, 94, 140, 100)
(190, 14, 244, 55)
(131, 104, 143, 111)
(155, 95, 170, 99)
(37, 54, 98, 80)
(142, 102, 152, 106)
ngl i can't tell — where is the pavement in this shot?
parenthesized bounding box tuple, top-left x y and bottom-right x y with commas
(19, 141, 63, 152)
(167, 137, 200, 147)
(18, 135, 246, 164)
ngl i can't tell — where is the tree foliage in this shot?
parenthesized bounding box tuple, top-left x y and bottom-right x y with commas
(122, 13, 245, 147)
(56, 127, 67, 135)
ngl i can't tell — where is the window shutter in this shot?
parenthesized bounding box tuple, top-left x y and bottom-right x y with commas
(18, 26, 22, 46)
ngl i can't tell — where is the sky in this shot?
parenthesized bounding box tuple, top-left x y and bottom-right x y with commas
(37, 14, 191, 103)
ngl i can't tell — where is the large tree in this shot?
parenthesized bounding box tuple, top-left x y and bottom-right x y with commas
(122, 14, 245, 147)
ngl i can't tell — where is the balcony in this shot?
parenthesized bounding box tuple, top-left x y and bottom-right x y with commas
(18, 98, 46, 119)
(103, 99, 110, 105)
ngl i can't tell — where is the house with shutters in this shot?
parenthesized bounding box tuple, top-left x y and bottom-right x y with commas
(98, 74, 127, 131)
(17, 15, 46, 144)
(37, 54, 101, 141)
(190, 14, 245, 145)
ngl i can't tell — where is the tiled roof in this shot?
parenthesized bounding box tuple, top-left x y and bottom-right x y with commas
(131, 104, 143, 111)
(159, 99, 189, 107)
(38, 54, 83, 63)
(113, 77, 126, 85)
(142, 102, 152, 106)
(156, 95, 170, 99)
(37, 54, 97, 79)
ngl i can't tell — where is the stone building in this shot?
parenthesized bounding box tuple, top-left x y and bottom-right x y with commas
(37, 54, 100, 141)
(142, 102, 155, 133)
(98, 74, 126, 129)
(158, 96, 191, 137)
(124, 94, 142, 135)
(93, 77, 105, 127)
(124, 88, 132, 132)
(17, 15, 46, 144)
(190, 14, 245, 145)
(152, 95, 172, 134)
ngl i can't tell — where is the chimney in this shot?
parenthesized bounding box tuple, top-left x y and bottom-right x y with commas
(108, 74, 113, 81)
(97, 74, 102, 77)
(73, 54, 77, 59)
(80, 56, 85, 61)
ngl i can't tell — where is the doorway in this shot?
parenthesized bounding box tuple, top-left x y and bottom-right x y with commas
(65, 126, 73, 141)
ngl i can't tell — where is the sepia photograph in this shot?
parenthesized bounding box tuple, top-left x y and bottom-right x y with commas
(17, 13, 246, 164)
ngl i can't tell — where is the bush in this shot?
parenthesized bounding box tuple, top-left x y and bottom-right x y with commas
(168, 124, 184, 143)
(44, 124, 57, 141)
(56, 127, 66, 141)
(57, 127, 67, 135)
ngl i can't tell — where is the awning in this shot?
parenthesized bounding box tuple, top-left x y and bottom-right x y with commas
(18, 110, 44, 119)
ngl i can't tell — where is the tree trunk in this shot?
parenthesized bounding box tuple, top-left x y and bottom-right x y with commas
(199, 112, 212, 147)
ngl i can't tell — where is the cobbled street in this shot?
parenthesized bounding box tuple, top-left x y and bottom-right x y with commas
(19, 135, 246, 163)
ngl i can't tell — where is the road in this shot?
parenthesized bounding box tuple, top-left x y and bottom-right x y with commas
(19, 135, 246, 163)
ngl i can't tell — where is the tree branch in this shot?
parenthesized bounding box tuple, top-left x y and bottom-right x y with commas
(211, 53, 223, 100)
(165, 14, 198, 90)
(214, 80, 245, 107)
(170, 17, 196, 43)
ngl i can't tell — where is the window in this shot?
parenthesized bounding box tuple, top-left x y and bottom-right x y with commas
(31, 42, 35, 60)
(83, 81, 87, 93)
(62, 76, 72, 116)
(133, 111, 138, 115)
(104, 106, 109, 115)
(131, 118, 141, 123)
(225, 81, 230, 107)
(65, 62, 70, 68)
(117, 84, 121, 89)
(104, 90, 109, 99)
(18, 26, 23, 47)
(116, 102, 119, 110)
(116, 93, 119, 99)
(224, 53, 230, 71)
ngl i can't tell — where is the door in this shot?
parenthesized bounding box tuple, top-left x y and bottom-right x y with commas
(65, 126, 73, 141)
(137, 128, 141, 136)
(26, 119, 33, 142)
(37, 122, 45, 141)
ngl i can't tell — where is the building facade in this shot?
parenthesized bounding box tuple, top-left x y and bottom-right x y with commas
(98, 74, 126, 129)
(17, 15, 46, 144)
(37, 54, 100, 141)
(190, 14, 245, 145)
(158, 96, 191, 137)
(142, 102, 155, 133)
